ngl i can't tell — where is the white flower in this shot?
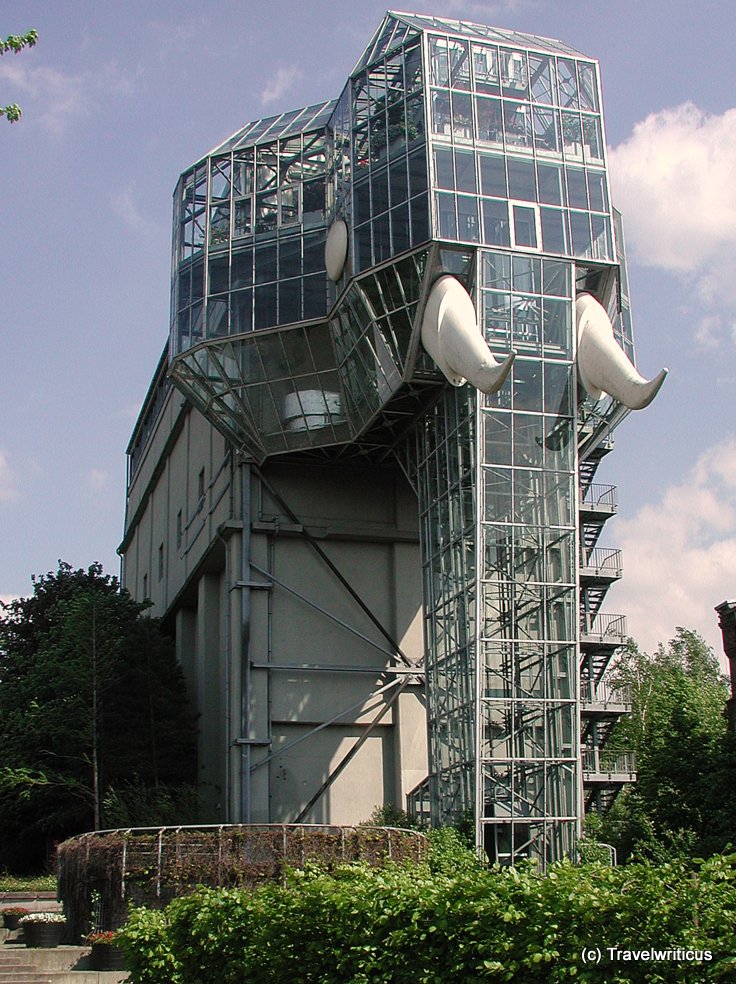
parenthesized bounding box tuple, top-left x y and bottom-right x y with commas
(19, 912, 66, 924)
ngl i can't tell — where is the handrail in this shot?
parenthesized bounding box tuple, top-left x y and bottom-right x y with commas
(581, 547, 622, 574)
(580, 679, 632, 705)
(580, 483, 618, 509)
(581, 613, 627, 637)
(582, 749, 636, 774)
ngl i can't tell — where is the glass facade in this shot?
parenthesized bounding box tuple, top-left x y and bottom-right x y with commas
(171, 102, 335, 357)
(163, 12, 646, 865)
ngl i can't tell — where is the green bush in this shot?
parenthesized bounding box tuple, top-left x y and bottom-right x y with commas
(118, 844, 736, 983)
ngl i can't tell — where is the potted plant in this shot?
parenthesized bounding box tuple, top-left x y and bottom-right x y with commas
(2, 906, 30, 930)
(19, 911, 66, 948)
(85, 930, 126, 971)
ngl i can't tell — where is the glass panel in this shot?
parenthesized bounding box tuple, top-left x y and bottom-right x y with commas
(540, 208, 567, 254)
(577, 62, 598, 111)
(501, 49, 528, 98)
(434, 147, 454, 189)
(557, 59, 578, 108)
(542, 297, 571, 355)
(533, 108, 560, 154)
(452, 91, 473, 140)
(206, 297, 228, 337)
(278, 278, 301, 324)
(591, 214, 612, 260)
(512, 255, 541, 293)
(513, 360, 543, 411)
(504, 102, 532, 151)
(570, 211, 591, 257)
(255, 243, 277, 284)
(430, 36, 450, 87)
(542, 260, 570, 297)
(479, 154, 506, 197)
(389, 158, 409, 204)
(513, 204, 538, 248)
(391, 202, 410, 254)
(566, 167, 588, 209)
(431, 89, 452, 135)
(371, 167, 389, 214)
(529, 55, 555, 104)
(436, 192, 457, 239)
(544, 361, 572, 414)
(587, 169, 607, 212)
(508, 159, 536, 201)
(537, 163, 563, 205)
(484, 412, 512, 465)
(408, 149, 428, 197)
(454, 150, 477, 193)
(472, 43, 500, 94)
(475, 96, 503, 145)
(457, 195, 480, 242)
(231, 248, 253, 289)
(482, 200, 510, 247)
(449, 39, 471, 90)
(583, 116, 603, 163)
(484, 290, 512, 345)
(561, 112, 582, 159)
(482, 250, 511, 289)
(513, 414, 544, 467)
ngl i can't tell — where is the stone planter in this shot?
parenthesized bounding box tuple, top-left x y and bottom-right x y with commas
(2, 912, 26, 930)
(23, 921, 65, 948)
(90, 942, 127, 971)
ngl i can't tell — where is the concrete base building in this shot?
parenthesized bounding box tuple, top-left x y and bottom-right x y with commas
(121, 11, 665, 863)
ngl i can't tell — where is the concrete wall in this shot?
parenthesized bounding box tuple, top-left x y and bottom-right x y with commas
(121, 390, 428, 824)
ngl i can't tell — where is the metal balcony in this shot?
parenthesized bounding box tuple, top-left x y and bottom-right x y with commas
(582, 748, 636, 784)
(581, 679, 632, 713)
(580, 612, 627, 647)
(579, 483, 618, 518)
(580, 614, 627, 681)
(580, 547, 623, 582)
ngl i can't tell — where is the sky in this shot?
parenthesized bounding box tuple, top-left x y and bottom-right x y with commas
(1, 0, 735, 659)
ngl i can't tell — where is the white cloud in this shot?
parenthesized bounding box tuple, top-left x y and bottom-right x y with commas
(0, 59, 139, 134)
(609, 436, 736, 657)
(0, 450, 18, 502)
(86, 469, 111, 492)
(442, 0, 542, 14)
(110, 183, 161, 239)
(260, 66, 302, 107)
(608, 103, 736, 344)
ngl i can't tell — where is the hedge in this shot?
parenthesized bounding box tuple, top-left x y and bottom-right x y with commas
(118, 834, 736, 983)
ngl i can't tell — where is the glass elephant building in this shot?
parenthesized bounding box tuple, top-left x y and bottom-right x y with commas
(122, 12, 665, 865)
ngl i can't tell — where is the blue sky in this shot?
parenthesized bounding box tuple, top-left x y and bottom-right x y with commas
(1, 0, 735, 656)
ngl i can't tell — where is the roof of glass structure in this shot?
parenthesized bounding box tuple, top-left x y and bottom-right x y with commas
(352, 10, 590, 72)
(188, 99, 337, 169)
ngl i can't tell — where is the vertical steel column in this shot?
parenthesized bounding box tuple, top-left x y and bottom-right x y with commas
(240, 460, 252, 822)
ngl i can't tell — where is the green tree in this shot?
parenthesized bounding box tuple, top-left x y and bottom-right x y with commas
(1, 29, 37, 123)
(0, 563, 198, 871)
(602, 628, 733, 860)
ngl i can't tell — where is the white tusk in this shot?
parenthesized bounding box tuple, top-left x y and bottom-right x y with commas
(421, 275, 515, 395)
(325, 218, 349, 283)
(576, 293, 668, 410)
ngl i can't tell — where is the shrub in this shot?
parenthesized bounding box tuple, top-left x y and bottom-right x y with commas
(118, 850, 736, 983)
